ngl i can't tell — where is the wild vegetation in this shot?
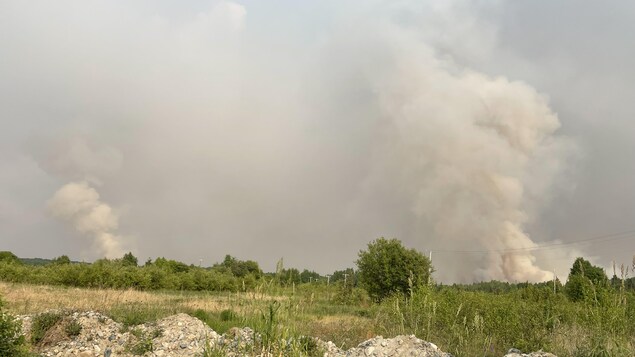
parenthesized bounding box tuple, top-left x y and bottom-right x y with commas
(0, 296, 27, 356)
(1, 240, 635, 356)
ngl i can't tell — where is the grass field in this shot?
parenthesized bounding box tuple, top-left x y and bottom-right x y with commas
(3, 279, 635, 356)
(0, 281, 376, 351)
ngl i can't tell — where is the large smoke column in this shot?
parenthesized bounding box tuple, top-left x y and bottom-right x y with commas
(48, 181, 125, 259)
(1, 1, 579, 281)
(347, 27, 571, 281)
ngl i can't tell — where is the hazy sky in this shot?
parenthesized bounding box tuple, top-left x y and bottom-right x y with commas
(1, 1, 634, 282)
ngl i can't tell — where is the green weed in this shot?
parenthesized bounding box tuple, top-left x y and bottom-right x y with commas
(64, 319, 82, 337)
(30, 311, 62, 344)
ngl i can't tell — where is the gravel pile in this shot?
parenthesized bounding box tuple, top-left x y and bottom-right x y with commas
(19, 311, 219, 357)
(18, 310, 557, 356)
(503, 349, 557, 357)
(321, 335, 451, 357)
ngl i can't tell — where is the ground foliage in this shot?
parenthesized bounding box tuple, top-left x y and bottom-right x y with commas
(356, 238, 433, 301)
(2, 245, 635, 356)
(0, 253, 263, 292)
(0, 297, 27, 356)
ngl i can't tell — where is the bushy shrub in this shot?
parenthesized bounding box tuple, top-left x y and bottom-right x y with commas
(565, 257, 608, 303)
(220, 309, 237, 321)
(0, 254, 248, 293)
(64, 319, 82, 337)
(31, 311, 62, 344)
(332, 283, 369, 305)
(0, 252, 21, 265)
(126, 331, 154, 355)
(0, 297, 27, 356)
(356, 238, 433, 301)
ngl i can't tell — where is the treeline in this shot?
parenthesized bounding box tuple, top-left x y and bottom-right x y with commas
(267, 266, 357, 285)
(0, 251, 346, 292)
(444, 257, 635, 301)
(3, 246, 635, 304)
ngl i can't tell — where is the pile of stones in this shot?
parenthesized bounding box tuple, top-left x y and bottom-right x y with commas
(17, 311, 556, 357)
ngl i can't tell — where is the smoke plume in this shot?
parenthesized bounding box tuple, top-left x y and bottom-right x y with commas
(0, 1, 580, 281)
(335, 27, 571, 282)
(48, 181, 125, 259)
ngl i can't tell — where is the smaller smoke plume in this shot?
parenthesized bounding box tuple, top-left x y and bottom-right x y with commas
(30, 137, 123, 183)
(48, 181, 124, 259)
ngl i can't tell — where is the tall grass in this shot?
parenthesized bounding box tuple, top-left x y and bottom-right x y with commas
(3, 280, 635, 356)
(375, 285, 635, 356)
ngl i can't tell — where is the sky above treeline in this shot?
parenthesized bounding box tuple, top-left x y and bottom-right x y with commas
(1, 1, 634, 283)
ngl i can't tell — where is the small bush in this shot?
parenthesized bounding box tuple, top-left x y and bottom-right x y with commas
(125, 328, 156, 355)
(298, 335, 320, 356)
(190, 309, 209, 323)
(0, 297, 27, 357)
(151, 328, 163, 339)
(31, 311, 62, 344)
(127, 337, 153, 355)
(333, 284, 370, 305)
(64, 319, 82, 337)
(220, 309, 237, 321)
(129, 327, 143, 339)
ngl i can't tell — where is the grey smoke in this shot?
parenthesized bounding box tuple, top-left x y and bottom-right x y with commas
(8, 1, 634, 282)
(48, 181, 126, 259)
(329, 24, 574, 282)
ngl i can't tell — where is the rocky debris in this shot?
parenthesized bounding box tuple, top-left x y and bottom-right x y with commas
(18, 310, 556, 356)
(504, 349, 557, 357)
(151, 313, 220, 355)
(22, 311, 131, 356)
(19, 311, 219, 357)
(216, 326, 257, 354)
(321, 335, 451, 357)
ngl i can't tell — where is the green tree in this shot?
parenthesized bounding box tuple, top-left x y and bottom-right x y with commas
(568, 257, 607, 285)
(356, 238, 433, 302)
(331, 268, 357, 286)
(220, 255, 262, 278)
(279, 268, 301, 285)
(565, 257, 608, 302)
(121, 252, 138, 267)
(299, 269, 321, 283)
(0, 252, 21, 265)
(51, 255, 71, 265)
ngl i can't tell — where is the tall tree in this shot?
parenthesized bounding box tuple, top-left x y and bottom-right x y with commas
(565, 257, 608, 302)
(356, 238, 433, 301)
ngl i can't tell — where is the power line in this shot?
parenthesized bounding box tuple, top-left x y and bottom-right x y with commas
(429, 229, 635, 254)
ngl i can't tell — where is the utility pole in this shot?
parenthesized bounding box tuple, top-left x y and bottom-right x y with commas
(326, 275, 331, 286)
(344, 273, 349, 285)
(553, 268, 557, 294)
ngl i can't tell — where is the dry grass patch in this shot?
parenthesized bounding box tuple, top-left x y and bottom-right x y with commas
(0, 282, 229, 315)
(0, 281, 375, 349)
(304, 315, 375, 349)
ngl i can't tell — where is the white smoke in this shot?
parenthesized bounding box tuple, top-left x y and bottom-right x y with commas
(48, 181, 125, 259)
(30, 137, 123, 185)
(338, 25, 574, 282)
(2, 1, 579, 280)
